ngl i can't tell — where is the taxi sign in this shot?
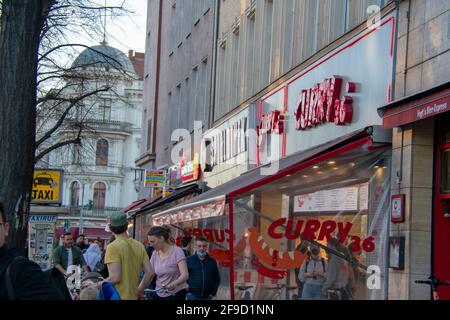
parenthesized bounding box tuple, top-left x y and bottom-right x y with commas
(31, 169, 63, 204)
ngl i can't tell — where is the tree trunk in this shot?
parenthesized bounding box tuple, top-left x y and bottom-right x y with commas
(0, 0, 52, 254)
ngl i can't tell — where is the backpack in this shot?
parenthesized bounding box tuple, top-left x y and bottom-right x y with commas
(305, 258, 326, 273)
(2, 256, 71, 300)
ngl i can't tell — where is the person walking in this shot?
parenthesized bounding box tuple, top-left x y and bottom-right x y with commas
(186, 237, 220, 300)
(52, 232, 89, 277)
(104, 212, 152, 300)
(147, 226, 189, 300)
(83, 243, 102, 273)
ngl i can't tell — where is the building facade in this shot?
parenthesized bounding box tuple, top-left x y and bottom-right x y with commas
(136, 0, 215, 200)
(36, 44, 144, 242)
(140, 0, 450, 300)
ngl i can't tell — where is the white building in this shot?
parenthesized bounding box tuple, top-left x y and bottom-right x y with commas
(38, 44, 144, 231)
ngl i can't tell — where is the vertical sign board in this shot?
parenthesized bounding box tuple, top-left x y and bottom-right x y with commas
(28, 214, 57, 270)
(31, 169, 63, 204)
(145, 170, 167, 188)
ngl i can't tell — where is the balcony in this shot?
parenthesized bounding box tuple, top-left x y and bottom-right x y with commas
(65, 119, 133, 135)
(66, 206, 123, 218)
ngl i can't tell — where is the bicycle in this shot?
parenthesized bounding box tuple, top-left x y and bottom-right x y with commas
(264, 284, 298, 300)
(415, 277, 450, 300)
(236, 284, 254, 300)
(144, 286, 175, 300)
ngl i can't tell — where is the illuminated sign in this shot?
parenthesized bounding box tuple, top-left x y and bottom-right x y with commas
(145, 170, 166, 188)
(31, 169, 63, 204)
(294, 76, 355, 130)
(180, 153, 201, 182)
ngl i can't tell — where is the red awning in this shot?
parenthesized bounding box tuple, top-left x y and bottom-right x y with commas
(122, 199, 146, 213)
(83, 227, 111, 240)
(55, 227, 79, 239)
(379, 81, 450, 128)
(151, 128, 374, 226)
(127, 196, 161, 215)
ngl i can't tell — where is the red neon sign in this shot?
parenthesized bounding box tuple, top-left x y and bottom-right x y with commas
(257, 109, 284, 136)
(294, 76, 354, 130)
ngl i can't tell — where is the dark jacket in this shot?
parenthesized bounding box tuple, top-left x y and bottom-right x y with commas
(0, 247, 65, 300)
(187, 253, 220, 299)
(52, 245, 86, 270)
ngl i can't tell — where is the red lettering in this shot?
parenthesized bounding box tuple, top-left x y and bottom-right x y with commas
(193, 228, 203, 238)
(326, 77, 343, 122)
(317, 79, 330, 122)
(214, 229, 225, 243)
(203, 229, 214, 242)
(285, 219, 303, 240)
(268, 218, 286, 240)
(309, 84, 320, 126)
(337, 222, 353, 243)
(317, 220, 337, 241)
(336, 96, 353, 125)
(301, 220, 321, 241)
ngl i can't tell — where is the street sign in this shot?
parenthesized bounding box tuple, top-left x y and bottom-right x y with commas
(145, 170, 166, 188)
(31, 169, 63, 204)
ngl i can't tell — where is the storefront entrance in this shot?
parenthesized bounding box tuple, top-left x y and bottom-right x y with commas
(433, 112, 450, 299)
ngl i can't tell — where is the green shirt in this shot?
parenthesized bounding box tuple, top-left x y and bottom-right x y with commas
(52, 245, 87, 270)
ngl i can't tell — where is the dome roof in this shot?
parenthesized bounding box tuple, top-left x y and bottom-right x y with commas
(72, 44, 135, 74)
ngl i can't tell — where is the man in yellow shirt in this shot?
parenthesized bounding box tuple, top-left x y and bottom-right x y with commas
(105, 212, 153, 300)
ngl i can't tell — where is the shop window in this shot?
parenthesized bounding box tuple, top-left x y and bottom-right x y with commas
(93, 182, 106, 209)
(232, 146, 391, 300)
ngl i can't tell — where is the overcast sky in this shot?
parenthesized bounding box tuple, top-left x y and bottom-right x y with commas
(70, 0, 147, 56)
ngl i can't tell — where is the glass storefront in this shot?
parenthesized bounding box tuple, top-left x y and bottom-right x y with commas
(231, 146, 391, 300)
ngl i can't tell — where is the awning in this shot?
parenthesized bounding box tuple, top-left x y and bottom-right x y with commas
(127, 195, 162, 215)
(378, 81, 450, 128)
(152, 127, 375, 225)
(82, 227, 111, 240)
(131, 182, 207, 218)
(121, 199, 146, 213)
(55, 227, 79, 239)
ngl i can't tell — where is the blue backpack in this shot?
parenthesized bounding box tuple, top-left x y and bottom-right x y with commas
(96, 282, 121, 300)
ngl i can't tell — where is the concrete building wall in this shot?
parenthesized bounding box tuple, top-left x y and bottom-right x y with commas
(139, 0, 215, 186)
(213, 0, 390, 122)
(388, 0, 450, 300)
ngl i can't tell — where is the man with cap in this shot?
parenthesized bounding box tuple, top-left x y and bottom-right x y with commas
(104, 211, 153, 300)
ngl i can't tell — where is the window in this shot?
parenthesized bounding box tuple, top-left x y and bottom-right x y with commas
(99, 98, 112, 121)
(147, 119, 153, 151)
(190, 67, 198, 129)
(96, 139, 109, 166)
(93, 182, 106, 209)
(167, 92, 173, 146)
(260, 0, 274, 88)
(198, 60, 208, 125)
(72, 144, 82, 165)
(70, 181, 80, 207)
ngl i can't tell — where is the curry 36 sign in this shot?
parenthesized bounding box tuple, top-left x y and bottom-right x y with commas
(31, 169, 63, 204)
(295, 76, 355, 130)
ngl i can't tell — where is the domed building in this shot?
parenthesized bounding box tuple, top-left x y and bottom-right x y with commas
(37, 43, 145, 244)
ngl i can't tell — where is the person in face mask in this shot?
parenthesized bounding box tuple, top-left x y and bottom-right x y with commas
(186, 237, 221, 300)
(298, 246, 327, 300)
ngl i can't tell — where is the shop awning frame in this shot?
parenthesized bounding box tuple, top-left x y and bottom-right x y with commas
(378, 81, 450, 128)
(146, 127, 385, 299)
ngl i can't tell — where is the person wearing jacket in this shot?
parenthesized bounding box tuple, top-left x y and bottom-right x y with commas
(186, 237, 220, 300)
(298, 246, 327, 299)
(0, 202, 65, 300)
(83, 243, 102, 272)
(322, 238, 351, 300)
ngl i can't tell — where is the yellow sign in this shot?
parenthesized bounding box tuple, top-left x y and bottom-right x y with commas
(31, 169, 63, 204)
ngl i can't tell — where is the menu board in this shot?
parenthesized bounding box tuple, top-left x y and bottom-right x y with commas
(294, 186, 360, 213)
